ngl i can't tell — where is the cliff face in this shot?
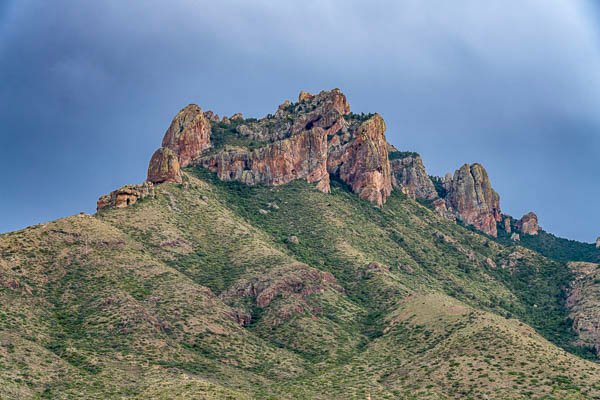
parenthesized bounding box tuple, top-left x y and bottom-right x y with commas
(445, 163, 501, 237)
(389, 151, 438, 201)
(198, 127, 330, 192)
(567, 262, 600, 354)
(327, 114, 392, 206)
(195, 89, 391, 205)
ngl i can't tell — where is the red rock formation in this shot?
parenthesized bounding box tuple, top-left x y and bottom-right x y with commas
(222, 264, 342, 325)
(198, 127, 330, 191)
(97, 182, 154, 211)
(298, 90, 314, 102)
(445, 163, 501, 237)
(140, 89, 390, 207)
(516, 212, 539, 235)
(195, 89, 391, 206)
(291, 89, 350, 135)
(147, 147, 183, 184)
(161, 104, 211, 167)
(327, 114, 392, 206)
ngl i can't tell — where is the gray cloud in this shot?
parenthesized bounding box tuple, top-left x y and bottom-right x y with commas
(1, 0, 599, 241)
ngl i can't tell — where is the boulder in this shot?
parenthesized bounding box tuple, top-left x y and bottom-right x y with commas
(516, 212, 539, 235)
(161, 104, 211, 167)
(147, 147, 183, 184)
(445, 163, 501, 237)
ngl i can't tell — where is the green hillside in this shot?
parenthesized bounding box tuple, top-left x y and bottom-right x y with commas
(1, 168, 599, 399)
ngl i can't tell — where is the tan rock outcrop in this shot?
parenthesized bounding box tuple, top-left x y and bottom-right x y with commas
(230, 113, 243, 121)
(298, 90, 314, 102)
(445, 163, 501, 237)
(97, 182, 154, 211)
(389, 152, 437, 200)
(516, 212, 539, 235)
(162, 104, 211, 167)
(147, 147, 183, 184)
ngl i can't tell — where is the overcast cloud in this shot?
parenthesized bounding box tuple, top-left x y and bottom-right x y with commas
(1, 0, 599, 241)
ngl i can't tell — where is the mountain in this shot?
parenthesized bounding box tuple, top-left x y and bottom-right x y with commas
(2, 89, 600, 399)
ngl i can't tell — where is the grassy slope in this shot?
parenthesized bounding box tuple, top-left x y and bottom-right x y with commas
(0, 169, 599, 399)
(496, 229, 600, 264)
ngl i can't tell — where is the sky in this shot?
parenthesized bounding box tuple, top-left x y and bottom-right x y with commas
(1, 0, 599, 242)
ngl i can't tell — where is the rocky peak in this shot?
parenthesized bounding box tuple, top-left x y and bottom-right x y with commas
(147, 147, 183, 184)
(298, 90, 314, 102)
(197, 89, 390, 206)
(203, 110, 220, 123)
(389, 150, 438, 201)
(516, 212, 539, 235)
(327, 113, 392, 206)
(161, 104, 212, 167)
(596, 237, 600, 249)
(445, 163, 501, 237)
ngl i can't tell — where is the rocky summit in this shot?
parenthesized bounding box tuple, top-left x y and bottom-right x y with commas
(444, 163, 502, 237)
(4, 88, 600, 399)
(145, 89, 392, 206)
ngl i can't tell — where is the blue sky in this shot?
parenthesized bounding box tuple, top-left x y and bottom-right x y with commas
(1, 0, 599, 242)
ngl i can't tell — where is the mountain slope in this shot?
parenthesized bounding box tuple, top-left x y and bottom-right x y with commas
(2, 88, 599, 399)
(2, 169, 599, 399)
